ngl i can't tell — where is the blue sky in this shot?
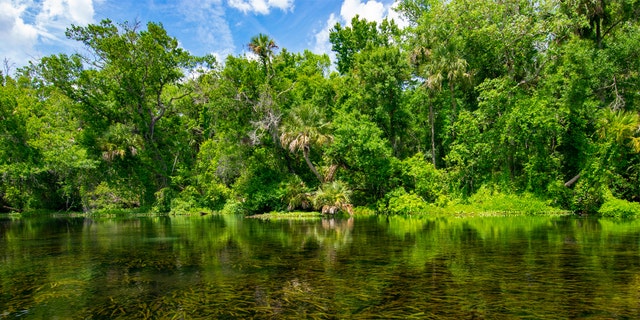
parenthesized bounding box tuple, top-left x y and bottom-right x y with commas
(1, 0, 407, 71)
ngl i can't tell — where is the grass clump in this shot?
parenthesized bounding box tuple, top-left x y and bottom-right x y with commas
(425, 186, 569, 216)
(598, 198, 640, 218)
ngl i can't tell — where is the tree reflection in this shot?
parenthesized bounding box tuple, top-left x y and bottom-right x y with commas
(1, 214, 640, 318)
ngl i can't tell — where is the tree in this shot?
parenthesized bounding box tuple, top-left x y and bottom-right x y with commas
(330, 16, 400, 74)
(560, 0, 640, 48)
(352, 46, 411, 156)
(280, 103, 332, 183)
(30, 19, 203, 208)
(248, 33, 278, 78)
(403, 0, 471, 166)
(0, 77, 37, 211)
(325, 111, 397, 204)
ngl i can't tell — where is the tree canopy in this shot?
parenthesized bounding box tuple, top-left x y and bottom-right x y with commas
(2, 0, 640, 216)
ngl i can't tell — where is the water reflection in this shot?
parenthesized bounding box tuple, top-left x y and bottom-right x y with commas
(1, 214, 639, 318)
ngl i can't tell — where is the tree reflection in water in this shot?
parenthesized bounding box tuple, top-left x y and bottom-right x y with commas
(1, 214, 639, 319)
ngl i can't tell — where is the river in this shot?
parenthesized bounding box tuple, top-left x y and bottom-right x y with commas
(1, 213, 639, 319)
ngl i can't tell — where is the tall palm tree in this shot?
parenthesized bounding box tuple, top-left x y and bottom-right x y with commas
(248, 33, 278, 77)
(410, 41, 470, 168)
(411, 45, 442, 168)
(280, 103, 332, 183)
(442, 53, 470, 120)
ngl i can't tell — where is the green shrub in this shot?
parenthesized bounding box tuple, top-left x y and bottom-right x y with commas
(401, 153, 445, 203)
(571, 179, 605, 214)
(278, 175, 312, 211)
(200, 182, 231, 211)
(232, 148, 287, 213)
(446, 185, 563, 215)
(153, 187, 176, 213)
(313, 180, 352, 212)
(220, 199, 245, 215)
(378, 187, 429, 215)
(599, 198, 640, 218)
(86, 182, 140, 211)
(169, 186, 201, 214)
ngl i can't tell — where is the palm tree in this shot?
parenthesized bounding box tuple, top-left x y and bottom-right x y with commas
(566, 110, 640, 187)
(98, 123, 144, 161)
(597, 109, 640, 152)
(313, 180, 352, 214)
(248, 33, 278, 77)
(441, 52, 470, 120)
(411, 45, 442, 168)
(410, 41, 470, 168)
(280, 103, 332, 183)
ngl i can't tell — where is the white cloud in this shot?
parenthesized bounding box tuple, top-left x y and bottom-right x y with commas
(0, 0, 96, 69)
(312, 0, 407, 62)
(340, 0, 385, 25)
(228, 0, 293, 14)
(387, 1, 409, 29)
(67, 0, 95, 25)
(312, 13, 338, 55)
(36, 0, 95, 41)
(0, 1, 39, 58)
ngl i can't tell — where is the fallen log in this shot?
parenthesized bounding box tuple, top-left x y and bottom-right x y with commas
(564, 174, 581, 187)
(2, 205, 22, 213)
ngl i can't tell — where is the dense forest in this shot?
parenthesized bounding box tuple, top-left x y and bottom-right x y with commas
(1, 0, 640, 216)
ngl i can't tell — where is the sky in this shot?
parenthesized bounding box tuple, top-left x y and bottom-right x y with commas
(1, 0, 408, 72)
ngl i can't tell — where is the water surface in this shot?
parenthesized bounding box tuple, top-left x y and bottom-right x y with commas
(1, 214, 639, 319)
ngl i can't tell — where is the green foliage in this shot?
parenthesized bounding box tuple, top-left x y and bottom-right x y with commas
(152, 187, 176, 213)
(378, 187, 430, 215)
(330, 16, 400, 74)
(599, 198, 640, 219)
(168, 186, 210, 215)
(325, 111, 397, 204)
(400, 152, 445, 203)
(571, 178, 606, 214)
(219, 199, 245, 215)
(278, 175, 312, 211)
(312, 180, 352, 210)
(450, 186, 564, 215)
(5, 2, 640, 216)
(85, 182, 140, 211)
(232, 148, 287, 214)
(280, 103, 332, 183)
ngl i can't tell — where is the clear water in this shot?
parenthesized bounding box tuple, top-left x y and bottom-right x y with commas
(1, 214, 639, 319)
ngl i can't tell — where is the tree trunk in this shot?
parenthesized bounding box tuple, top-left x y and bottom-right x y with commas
(324, 163, 340, 183)
(564, 174, 581, 187)
(450, 80, 457, 119)
(2, 205, 21, 213)
(303, 146, 324, 183)
(429, 100, 436, 168)
(450, 81, 457, 139)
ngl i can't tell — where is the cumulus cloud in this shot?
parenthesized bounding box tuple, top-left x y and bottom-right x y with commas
(312, 0, 407, 59)
(36, 0, 95, 41)
(0, 1, 40, 66)
(340, 0, 385, 25)
(0, 0, 96, 69)
(313, 13, 339, 54)
(228, 0, 293, 14)
(312, 12, 339, 62)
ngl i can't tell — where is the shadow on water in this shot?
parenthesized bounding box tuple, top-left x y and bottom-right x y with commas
(1, 213, 640, 319)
